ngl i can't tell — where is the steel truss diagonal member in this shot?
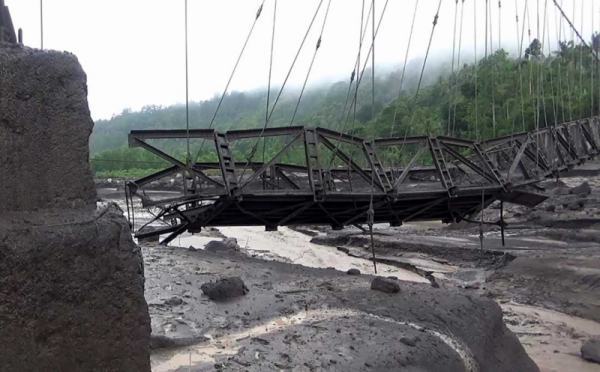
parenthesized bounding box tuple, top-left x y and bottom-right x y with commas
(130, 138, 224, 189)
(319, 134, 386, 192)
(240, 134, 303, 189)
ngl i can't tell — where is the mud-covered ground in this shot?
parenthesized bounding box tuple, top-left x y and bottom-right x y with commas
(144, 242, 537, 372)
(99, 173, 600, 371)
(310, 175, 600, 372)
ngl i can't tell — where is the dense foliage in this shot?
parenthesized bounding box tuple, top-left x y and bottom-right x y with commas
(91, 37, 600, 176)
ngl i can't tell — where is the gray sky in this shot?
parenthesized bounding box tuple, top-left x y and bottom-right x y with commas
(7, 0, 596, 121)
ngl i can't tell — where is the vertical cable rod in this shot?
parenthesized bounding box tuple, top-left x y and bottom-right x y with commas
(185, 0, 190, 159)
(40, 0, 44, 49)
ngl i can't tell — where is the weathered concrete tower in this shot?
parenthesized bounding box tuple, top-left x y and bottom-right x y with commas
(0, 41, 151, 371)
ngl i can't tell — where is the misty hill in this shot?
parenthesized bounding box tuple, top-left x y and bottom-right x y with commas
(90, 40, 599, 175)
(90, 58, 448, 154)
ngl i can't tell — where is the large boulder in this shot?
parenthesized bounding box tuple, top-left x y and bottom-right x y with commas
(205, 238, 239, 253)
(581, 336, 600, 363)
(201, 277, 249, 300)
(570, 181, 592, 196)
(371, 277, 400, 293)
(0, 43, 96, 212)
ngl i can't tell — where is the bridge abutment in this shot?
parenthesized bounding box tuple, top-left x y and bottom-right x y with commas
(0, 43, 151, 371)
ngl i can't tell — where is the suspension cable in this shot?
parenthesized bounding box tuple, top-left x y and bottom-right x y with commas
(546, 0, 559, 127)
(391, 0, 420, 138)
(592, 0, 596, 116)
(289, 0, 333, 127)
(485, 0, 489, 59)
(474, 0, 479, 140)
(325, 0, 370, 182)
(540, 0, 549, 128)
(368, 0, 377, 274)
(266, 0, 277, 125)
(498, 0, 502, 49)
(554, 0, 566, 123)
(446, 0, 459, 137)
(579, 0, 584, 119)
(556, 0, 572, 122)
(526, 1, 538, 130)
(345, 0, 368, 191)
(553, 1, 600, 62)
(592, 0, 595, 116)
(239, 0, 325, 180)
(489, 0, 497, 137)
(517, 0, 528, 133)
(185, 0, 190, 159)
(193, 0, 266, 163)
(452, 0, 466, 136)
(406, 0, 443, 134)
(334, 0, 368, 138)
(563, 0, 574, 121)
(326, 0, 389, 170)
(40, 0, 43, 49)
(261, 0, 277, 164)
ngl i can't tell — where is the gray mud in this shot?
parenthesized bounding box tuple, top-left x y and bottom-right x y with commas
(144, 244, 537, 371)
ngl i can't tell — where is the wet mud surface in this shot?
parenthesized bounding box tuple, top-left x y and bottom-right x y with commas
(143, 244, 536, 372)
(99, 173, 600, 371)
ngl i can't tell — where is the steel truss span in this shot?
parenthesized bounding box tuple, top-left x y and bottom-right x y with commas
(125, 117, 600, 244)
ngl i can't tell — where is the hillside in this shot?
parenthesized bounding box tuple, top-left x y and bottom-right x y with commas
(90, 39, 599, 176)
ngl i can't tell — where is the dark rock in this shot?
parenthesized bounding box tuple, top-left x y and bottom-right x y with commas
(571, 181, 592, 196)
(568, 202, 583, 211)
(251, 337, 270, 345)
(540, 179, 567, 189)
(387, 276, 398, 280)
(164, 296, 184, 306)
(347, 268, 361, 275)
(581, 336, 600, 363)
(205, 240, 236, 253)
(201, 277, 249, 300)
(553, 187, 570, 196)
(150, 334, 208, 350)
(370, 277, 400, 294)
(188, 246, 197, 252)
(400, 336, 418, 347)
(545, 204, 556, 212)
(223, 237, 240, 250)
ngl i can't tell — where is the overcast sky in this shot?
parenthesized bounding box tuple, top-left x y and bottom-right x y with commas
(6, 0, 597, 121)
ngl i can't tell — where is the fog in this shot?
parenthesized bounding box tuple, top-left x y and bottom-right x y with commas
(6, 0, 598, 120)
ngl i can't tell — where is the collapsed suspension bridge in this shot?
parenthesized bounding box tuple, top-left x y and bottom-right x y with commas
(127, 117, 600, 244)
(114, 0, 600, 247)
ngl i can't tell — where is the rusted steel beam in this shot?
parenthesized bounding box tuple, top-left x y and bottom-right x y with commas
(131, 138, 224, 188)
(508, 138, 531, 182)
(240, 134, 302, 189)
(392, 145, 426, 190)
(316, 127, 364, 146)
(319, 134, 386, 192)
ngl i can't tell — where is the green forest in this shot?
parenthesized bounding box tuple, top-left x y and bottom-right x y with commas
(90, 36, 600, 178)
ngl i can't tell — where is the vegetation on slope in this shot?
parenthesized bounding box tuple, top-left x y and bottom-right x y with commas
(91, 37, 600, 176)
